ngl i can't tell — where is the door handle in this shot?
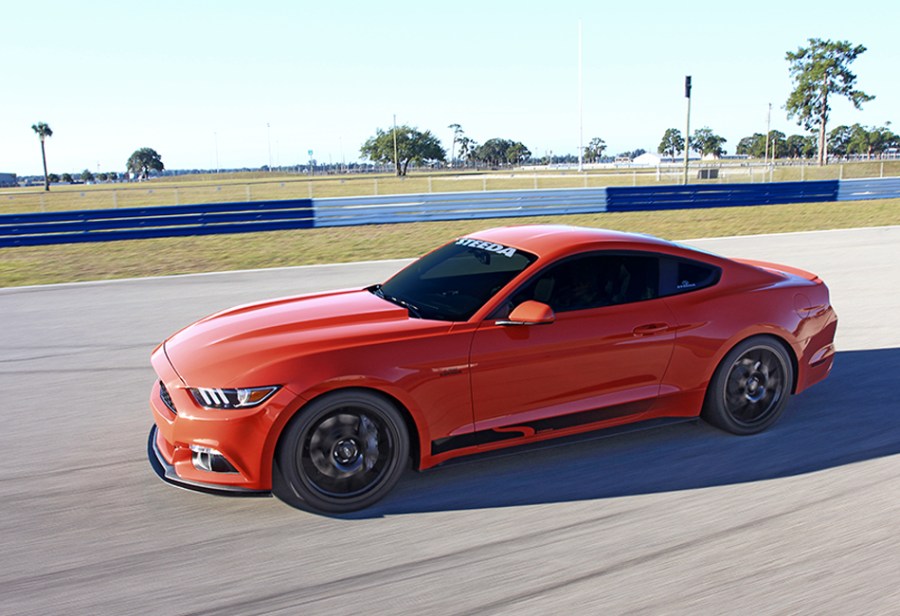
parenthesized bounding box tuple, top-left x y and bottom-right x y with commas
(632, 323, 670, 336)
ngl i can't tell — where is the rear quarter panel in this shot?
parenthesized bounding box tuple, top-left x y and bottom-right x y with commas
(655, 260, 817, 416)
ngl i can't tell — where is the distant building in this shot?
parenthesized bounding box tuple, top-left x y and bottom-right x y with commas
(633, 153, 663, 166)
(0, 172, 16, 187)
(632, 153, 689, 165)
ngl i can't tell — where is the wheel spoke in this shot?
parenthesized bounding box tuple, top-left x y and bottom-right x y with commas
(722, 346, 788, 427)
(300, 408, 393, 498)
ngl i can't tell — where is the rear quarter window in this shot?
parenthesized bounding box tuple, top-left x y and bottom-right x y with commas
(660, 258, 721, 297)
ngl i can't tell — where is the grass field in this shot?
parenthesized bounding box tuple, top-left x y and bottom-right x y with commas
(1, 197, 897, 288)
(2, 160, 899, 214)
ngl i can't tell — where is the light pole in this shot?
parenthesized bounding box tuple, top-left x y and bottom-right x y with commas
(764, 103, 771, 171)
(577, 20, 584, 173)
(392, 114, 399, 176)
(682, 76, 692, 185)
(448, 125, 456, 167)
(266, 123, 272, 171)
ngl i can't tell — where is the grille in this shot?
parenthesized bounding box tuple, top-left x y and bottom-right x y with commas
(159, 381, 178, 415)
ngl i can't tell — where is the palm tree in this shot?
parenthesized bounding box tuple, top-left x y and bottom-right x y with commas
(31, 122, 53, 191)
(448, 123, 462, 165)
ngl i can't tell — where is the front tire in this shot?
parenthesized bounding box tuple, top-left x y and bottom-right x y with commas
(702, 336, 793, 435)
(274, 391, 409, 514)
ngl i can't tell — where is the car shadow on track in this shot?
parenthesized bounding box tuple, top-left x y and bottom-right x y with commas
(355, 348, 900, 518)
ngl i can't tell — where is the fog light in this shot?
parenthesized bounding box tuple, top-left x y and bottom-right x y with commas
(190, 445, 238, 473)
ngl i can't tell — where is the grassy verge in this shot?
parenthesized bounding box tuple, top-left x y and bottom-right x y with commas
(1, 197, 897, 288)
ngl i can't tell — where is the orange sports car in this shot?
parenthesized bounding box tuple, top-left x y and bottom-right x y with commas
(148, 225, 837, 513)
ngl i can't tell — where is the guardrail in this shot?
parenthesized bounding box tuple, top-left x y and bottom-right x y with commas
(0, 200, 314, 247)
(605, 180, 838, 212)
(1, 178, 897, 248)
(313, 188, 610, 227)
(836, 177, 900, 201)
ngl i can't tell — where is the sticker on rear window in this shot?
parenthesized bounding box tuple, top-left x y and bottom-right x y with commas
(455, 238, 517, 258)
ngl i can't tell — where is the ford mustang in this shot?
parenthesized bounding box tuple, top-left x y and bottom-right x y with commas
(148, 225, 837, 513)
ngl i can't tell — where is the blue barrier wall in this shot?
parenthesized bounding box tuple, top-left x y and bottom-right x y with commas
(312, 188, 609, 227)
(1, 177, 897, 248)
(605, 180, 838, 212)
(837, 177, 900, 201)
(0, 199, 314, 247)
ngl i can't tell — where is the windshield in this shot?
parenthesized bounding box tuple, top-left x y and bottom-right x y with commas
(373, 237, 536, 321)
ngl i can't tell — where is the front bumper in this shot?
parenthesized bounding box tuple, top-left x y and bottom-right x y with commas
(147, 425, 270, 497)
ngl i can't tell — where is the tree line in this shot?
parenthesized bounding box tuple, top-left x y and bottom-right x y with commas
(359, 124, 534, 176)
(654, 123, 898, 160)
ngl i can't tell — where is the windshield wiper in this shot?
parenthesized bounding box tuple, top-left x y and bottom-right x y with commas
(369, 285, 423, 318)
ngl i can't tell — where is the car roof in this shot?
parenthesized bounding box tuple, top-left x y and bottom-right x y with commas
(467, 225, 678, 260)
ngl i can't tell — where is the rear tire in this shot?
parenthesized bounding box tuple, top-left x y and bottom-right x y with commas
(273, 391, 409, 514)
(702, 336, 793, 435)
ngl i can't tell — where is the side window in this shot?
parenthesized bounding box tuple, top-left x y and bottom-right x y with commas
(506, 253, 660, 314)
(659, 258, 721, 297)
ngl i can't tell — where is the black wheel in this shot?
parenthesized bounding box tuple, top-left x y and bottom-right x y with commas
(273, 391, 409, 514)
(702, 336, 793, 435)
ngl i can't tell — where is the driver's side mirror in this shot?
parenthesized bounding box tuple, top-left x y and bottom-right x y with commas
(496, 300, 555, 326)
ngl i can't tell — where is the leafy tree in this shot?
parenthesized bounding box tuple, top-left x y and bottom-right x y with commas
(506, 142, 531, 165)
(736, 133, 765, 157)
(472, 138, 532, 167)
(61, 172, 73, 183)
(828, 125, 853, 158)
(473, 138, 514, 166)
(658, 128, 684, 159)
(584, 137, 607, 163)
(737, 131, 786, 159)
(81, 169, 95, 182)
(31, 122, 53, 191)
(846, 123, 899, 159)
(96, 172, 109, 182)
(456, 136, 476, 166)
(869, 124, 900, 156)
(691, 127, 727, 157)
(360, 125, 445, 176)
(846, 124, 872, 158)
(785, 38, 874, 165)
(48, 173, 60, 183)
(127, 147, 165, 180)
(548, 153, 579, 164)
(768, 130, 787, 158)
(785, 134, 818, 159)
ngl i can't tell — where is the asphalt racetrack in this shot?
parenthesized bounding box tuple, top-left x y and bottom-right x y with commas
(2, 226, 899, 615)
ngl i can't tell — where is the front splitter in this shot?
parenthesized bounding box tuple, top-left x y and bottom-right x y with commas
(147, 425, 270, 498)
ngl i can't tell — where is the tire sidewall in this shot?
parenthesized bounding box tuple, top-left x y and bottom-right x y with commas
(274, 390, 409, 514)
(703, 336, 794, 435)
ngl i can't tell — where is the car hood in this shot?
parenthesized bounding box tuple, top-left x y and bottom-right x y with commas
(163, 288, 425, 387)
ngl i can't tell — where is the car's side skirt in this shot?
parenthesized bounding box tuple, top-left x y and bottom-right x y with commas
(431, 399, 652, 456)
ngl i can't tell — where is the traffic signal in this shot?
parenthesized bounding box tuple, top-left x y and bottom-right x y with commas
(685, 76, 692, 98)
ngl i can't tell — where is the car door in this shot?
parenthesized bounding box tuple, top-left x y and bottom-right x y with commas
(468, 252, 677, 434)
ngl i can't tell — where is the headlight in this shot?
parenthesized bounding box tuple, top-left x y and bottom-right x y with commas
(189, 386, 279, 409)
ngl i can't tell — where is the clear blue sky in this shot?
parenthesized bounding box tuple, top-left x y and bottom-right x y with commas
(3, 1, 897, 176)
